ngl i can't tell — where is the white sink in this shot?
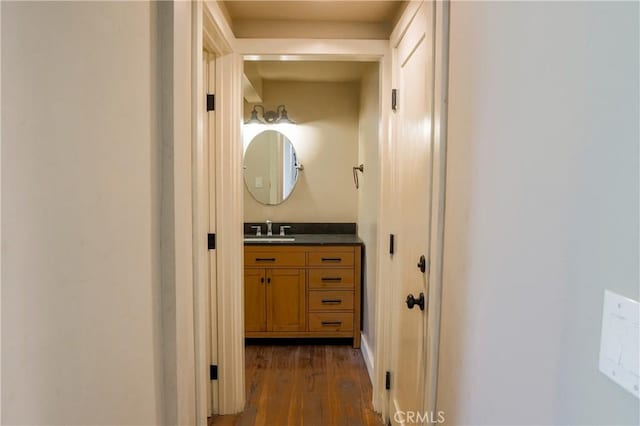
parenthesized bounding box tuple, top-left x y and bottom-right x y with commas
(243, 236, 295, 243)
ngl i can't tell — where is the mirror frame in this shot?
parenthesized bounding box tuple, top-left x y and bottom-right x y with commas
(243, 129, 301, 206)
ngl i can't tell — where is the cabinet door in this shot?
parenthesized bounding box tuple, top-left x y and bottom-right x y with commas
(244, 269, 267, 332)
(267, 269, 306, 332)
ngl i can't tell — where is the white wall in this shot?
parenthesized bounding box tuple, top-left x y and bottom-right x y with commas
(0, 2, 3, 420)
(357, 64, 380, 360)
(2, 2, 165, 424)
(244, 80, 360, 222)
(438, 2, 639, 425)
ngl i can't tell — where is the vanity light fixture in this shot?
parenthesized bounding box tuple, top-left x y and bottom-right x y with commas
(244, 104, 296, 125)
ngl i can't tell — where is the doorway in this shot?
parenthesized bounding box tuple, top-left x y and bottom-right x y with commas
(235, 58, 384, 423)
(196, 2, 450, 425)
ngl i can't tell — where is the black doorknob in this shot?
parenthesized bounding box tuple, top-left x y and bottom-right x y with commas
(406, 292, 425, 311)
(417, 255, 426, 273)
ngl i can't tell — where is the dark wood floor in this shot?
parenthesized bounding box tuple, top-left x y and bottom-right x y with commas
(210, 343, 383, 426)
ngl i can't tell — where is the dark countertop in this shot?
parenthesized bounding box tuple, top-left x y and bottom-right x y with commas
(243, 233, 363, 246)
(244, 222, 356, 235)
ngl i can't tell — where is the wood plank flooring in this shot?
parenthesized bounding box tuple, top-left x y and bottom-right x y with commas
(210, 342, 383, 426)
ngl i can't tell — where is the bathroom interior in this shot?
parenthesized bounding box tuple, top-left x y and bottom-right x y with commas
(240, 58, 381, 396)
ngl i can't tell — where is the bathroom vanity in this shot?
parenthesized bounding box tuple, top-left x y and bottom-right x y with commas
(243, 225, 362, 348)
(242, 125, 364, 348)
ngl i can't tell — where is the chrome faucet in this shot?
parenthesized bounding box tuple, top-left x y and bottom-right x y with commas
(280, 225, 291, 236)
(251, 225, 262, 236)
(266, 220, 273, 236)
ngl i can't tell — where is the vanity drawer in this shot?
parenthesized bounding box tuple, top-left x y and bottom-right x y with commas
(309, 312, 354, 332)
(308, 268, 354, 289)
(308, 251, 354, 267)
(308, 291, 354, 311)
(244, 251, 305, 267)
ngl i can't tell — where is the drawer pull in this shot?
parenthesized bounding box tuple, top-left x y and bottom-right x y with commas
(321, 277, 342, 282)
(255, 257, 276, 262)
(321, 257, 342, 262)
(321, 299, 342, 304)
(321, 321, 343, 326)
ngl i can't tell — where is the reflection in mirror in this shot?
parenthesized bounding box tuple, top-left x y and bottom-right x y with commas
(243, 130, 301, 205)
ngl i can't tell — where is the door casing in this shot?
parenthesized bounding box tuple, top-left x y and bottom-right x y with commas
(230, 38, 392, 418)
(190, 1, 451, 423)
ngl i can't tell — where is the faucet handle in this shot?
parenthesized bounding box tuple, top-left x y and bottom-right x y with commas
(279, 225, 291, 236)
(251, 225, 262, 236)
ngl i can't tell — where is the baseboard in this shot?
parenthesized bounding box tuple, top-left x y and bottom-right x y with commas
(360, 332, 374, 384)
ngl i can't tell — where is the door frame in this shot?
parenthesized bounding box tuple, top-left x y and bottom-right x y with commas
(189, 0, 450, 422)
(162, 0, 238, 420)
(195, 0, 241, 420)
(424, 1, 450, 422)
(234, 37, 393, 415)
(195, 0, 244, 420)
(193, 2, 211, 421)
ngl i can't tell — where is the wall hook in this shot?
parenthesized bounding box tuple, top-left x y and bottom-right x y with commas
(353, 164, 364, 189)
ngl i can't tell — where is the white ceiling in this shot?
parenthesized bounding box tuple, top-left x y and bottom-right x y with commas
(222, 0, 406, 39)
(246, 60, 377, 83)
(223, 1, 404, 23)
(229, 2, 393, 84)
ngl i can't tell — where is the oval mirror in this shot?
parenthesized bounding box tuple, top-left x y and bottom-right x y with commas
(243, 130, 301, 205)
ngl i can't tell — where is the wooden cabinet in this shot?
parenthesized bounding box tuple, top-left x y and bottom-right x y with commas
(267, 269, 306, 332)
(244, 251, 305, 268)
(244, 268, 305, 333)
(244, 245, 362, 348)
(244, 269, 267, 332)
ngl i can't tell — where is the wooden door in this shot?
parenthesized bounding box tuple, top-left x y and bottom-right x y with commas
(389, 2, 435, 424)
(267, 269, 306, 332)
(244, 269, 267, 332)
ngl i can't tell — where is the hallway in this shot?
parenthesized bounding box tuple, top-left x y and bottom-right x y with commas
(211, 343, 382, 426)
(3, 2, 639, 425)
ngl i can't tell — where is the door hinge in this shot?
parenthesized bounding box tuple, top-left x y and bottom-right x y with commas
(391, 89, 398, 111)
(207, 233, 216, 250)
(385, 371, 391, 390)
(210, 365, 218, 380)
(389, 234, 395, 255)
(206, 94, 215, 111)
